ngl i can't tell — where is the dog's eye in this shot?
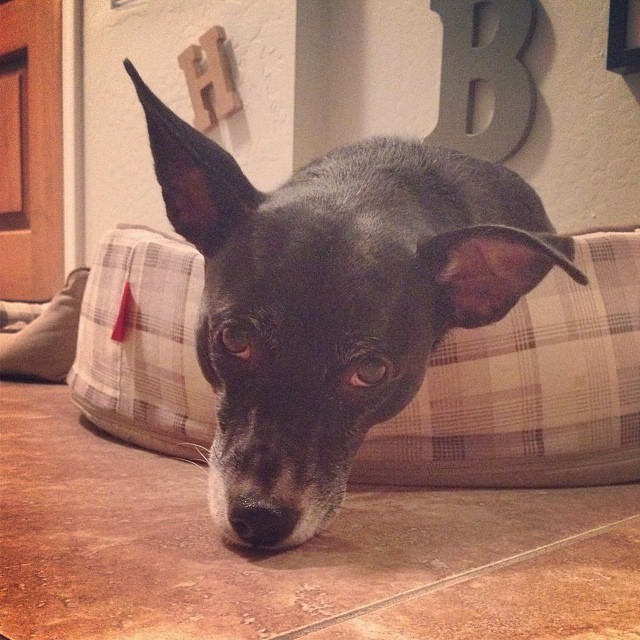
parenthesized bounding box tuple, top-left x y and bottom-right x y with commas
(219, 324, 251, 360)
(349, 356, 390, 387)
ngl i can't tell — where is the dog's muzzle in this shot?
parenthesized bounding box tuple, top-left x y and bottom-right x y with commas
(208, 454, 346, 550)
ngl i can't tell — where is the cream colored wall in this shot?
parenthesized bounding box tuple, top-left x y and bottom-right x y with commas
(82, 0, 297, 260)
(81, 0, 640, 263)
(308, 0, 640, 233)
(292, 0, 442, 169)
(510, 2, 640, 232)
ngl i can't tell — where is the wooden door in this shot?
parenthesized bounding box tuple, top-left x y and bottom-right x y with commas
(0, 0, 63, 301)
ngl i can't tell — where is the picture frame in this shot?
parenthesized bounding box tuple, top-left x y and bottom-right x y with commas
(607, 0, 640, 74)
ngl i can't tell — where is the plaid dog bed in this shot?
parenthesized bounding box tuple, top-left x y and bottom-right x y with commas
(68, 225, 640, 486)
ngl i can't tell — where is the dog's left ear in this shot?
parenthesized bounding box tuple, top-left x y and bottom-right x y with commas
(421, 225, 588, 329)
(123, 59, 263, 255)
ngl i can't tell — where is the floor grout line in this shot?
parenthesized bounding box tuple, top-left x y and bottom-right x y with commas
(270, 512, 640, 639)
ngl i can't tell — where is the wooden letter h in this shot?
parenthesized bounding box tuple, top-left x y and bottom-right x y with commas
(178, 26, 243, 132)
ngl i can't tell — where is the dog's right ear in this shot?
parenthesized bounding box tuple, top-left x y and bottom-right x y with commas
(421, 225, 588, 329)
(124, 59, 263, 255)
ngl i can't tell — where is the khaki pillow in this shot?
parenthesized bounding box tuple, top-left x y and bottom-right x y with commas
(0, 299, 48, 331)
(0, 269, 90, 383)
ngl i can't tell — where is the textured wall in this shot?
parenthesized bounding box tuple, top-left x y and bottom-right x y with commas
(83, 0, 296, 260)
(82, 0, 640, 262)
(510, 1, 640, 231)
(312, 0, 640, 232)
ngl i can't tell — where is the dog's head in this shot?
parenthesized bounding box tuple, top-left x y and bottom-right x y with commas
(125, 61, 587, 549)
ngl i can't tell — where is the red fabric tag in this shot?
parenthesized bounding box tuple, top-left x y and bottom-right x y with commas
(111, 281, 133, 342)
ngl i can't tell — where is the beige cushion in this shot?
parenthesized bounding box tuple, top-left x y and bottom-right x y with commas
(0, 300, 48, 331)
(68, 226, 640, 486)
(0, 269, 90, 383)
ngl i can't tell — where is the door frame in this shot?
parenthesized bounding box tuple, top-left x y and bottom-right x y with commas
(62, 0, 84, 272)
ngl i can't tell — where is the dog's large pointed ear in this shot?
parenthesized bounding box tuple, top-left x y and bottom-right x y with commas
(420, 225, 588, 329)
(123, 59, 263, 255)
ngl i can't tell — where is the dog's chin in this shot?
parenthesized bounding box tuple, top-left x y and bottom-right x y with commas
(207, 462, 344, 552)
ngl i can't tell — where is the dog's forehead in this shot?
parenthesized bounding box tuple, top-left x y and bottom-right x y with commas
(250, 205, 414, 307)
(206, 201, 421, 338)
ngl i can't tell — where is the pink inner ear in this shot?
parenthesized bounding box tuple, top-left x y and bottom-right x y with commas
(166, 164, 220, 228)
(437, 236, 552, 327)
(438, 237, 543, 284)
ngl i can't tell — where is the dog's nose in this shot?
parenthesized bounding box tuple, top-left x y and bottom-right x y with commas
(228, 496, 299, 548)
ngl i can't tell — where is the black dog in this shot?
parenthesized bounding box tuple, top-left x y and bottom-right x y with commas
(125, 60, 587, 550)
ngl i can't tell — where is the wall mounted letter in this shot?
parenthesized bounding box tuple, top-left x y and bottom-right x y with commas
(178, 26, 243, 132)
(424, 0, 536, 162)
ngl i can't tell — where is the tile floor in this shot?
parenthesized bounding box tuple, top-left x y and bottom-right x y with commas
(1, 381, 639, 640)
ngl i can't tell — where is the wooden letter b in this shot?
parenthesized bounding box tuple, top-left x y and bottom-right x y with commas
(425, 0, 536, 162)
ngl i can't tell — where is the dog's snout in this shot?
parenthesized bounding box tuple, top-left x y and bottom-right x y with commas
(228, 496, 299, 548)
